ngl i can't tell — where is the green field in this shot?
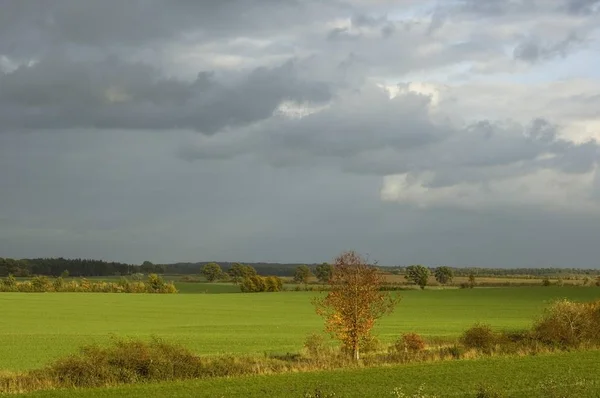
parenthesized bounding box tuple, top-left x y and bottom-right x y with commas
(18, 350, 600, 397)
(2, 287, 599, 371)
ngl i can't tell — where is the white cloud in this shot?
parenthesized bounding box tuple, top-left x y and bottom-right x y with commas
(381, 166, 600, 213)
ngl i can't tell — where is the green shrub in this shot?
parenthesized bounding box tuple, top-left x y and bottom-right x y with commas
(31, 276, 51, 292)
(460, 324, 497, 353)
(582, 276, 590, 286)
(265, 276, 284, 292)
(4, 273, 16, 288)
(402, 333, 426, 352)
(52, 277, 64, 291)
(46, 338, 203, 387)
(146, 273, 165, 292)
(303, 334, 327, 358)
(240, 275, 282, 292)
(131, 273, 144, 281)
(542, 277, 551, 286)
(392, 333, 426, 354)
(533, 299, 600, 347)
(439, 344, 464, 359)
(240, 276, 257, 292)
(0, 276, 177, 294)
(360, 335, 383, 354)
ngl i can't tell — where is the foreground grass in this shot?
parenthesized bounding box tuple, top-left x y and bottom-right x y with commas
(2, 287, 599, 370)
(17, 350, 600, 398)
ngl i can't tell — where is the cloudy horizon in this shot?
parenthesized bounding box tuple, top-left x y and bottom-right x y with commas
(1, 0, 600, 267)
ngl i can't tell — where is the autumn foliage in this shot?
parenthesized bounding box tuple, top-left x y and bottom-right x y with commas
(313, 250, 400, 360)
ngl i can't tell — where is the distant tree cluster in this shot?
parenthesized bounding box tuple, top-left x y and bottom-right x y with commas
(314, 263, 333, 283)
(227, 263, 258, 283)
(293, 265, 313, 284)
(403, 265, 455, 289)
(390, 265, 600, 278)
(201, 262, 224, 282)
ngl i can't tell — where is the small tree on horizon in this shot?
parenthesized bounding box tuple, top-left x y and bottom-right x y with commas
(314, 263, 333, 283)
(228, 263, 257, 284)
(294, 265, 312, 284)
(202, 262, 223, 282)
(313, 250, 400, 361)
(468, 273, 476, 288)
(434, 266, 453, 285)
(405, 265, 430, 290)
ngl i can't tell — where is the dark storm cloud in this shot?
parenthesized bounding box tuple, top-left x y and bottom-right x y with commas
(0, 56, 331, 134)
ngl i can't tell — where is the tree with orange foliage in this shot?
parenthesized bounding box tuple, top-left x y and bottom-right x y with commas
(312, 250, 400, 360)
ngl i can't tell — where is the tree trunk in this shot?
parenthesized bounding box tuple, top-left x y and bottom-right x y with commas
(353, 346, 360, 361)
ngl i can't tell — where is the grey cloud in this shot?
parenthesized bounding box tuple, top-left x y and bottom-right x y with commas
(0, 56, 331, 134)
(513, 32, 581, 62)
(563, 0, 600, 14)
(180, 87, 446, 164)
(0, 0, 347, 57)
(181, 80, 600, 187)
(459, 0, 516, 16)
(3, 130, 600, 266)
(455, 0, 598, 16)
(327, 27, 358, 41)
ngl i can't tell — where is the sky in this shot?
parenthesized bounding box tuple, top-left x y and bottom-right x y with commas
(1, 0, 600, 267)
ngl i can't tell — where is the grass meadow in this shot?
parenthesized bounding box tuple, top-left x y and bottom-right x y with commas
(2, 286, 599, 371)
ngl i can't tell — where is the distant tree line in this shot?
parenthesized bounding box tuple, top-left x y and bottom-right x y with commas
(390, 266, 600, 278)
(167, 262, 323, 276)
(2, 257, 599, 279)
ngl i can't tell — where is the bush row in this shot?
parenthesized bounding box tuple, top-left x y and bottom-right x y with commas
(240, 275, 284, 292)
(301, 299, 600, 363)
(459, 299, 600, 353)
(0, 274, 177, 293)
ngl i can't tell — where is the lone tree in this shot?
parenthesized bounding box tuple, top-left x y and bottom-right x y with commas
(313, 250, 399, 361)
(405, 265, 430, 290)
(294, 265, 312, 284)
(434, 266, 453, 285)
(202, 262, 223, 282)
(314, 262, 333, 283)
(468, 273, 476, 288)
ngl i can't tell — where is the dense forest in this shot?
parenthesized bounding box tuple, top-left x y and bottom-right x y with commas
(1, 257, 599, 278)
(0, 258, 315, 277)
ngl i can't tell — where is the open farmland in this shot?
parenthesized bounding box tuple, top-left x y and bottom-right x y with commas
(2, 286, 599, 371)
